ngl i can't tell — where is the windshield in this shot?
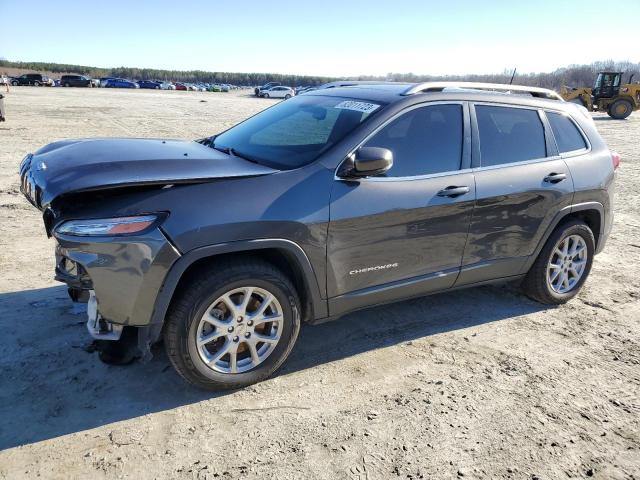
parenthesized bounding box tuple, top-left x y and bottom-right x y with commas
(212, 95, 384, 169)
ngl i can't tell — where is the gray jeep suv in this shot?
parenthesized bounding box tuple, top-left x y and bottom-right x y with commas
(19, 82, 618, 390)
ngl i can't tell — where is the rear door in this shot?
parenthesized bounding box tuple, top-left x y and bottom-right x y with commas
(327, 102, 475, 315)
(457, 103, 574, 285)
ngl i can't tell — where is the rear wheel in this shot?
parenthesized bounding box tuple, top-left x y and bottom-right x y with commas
(164, 259, 301, 390)
(285, 94, 292, 99)
(522, 220, 594, 304)
(608, 99, 633, 119)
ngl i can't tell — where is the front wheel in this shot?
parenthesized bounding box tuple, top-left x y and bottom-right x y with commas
(164, 259, 301, 390)
(284, 94, 291, 99)
(33, 81, 41, 86)
(263, 93, 270, 98)
(522, 220, 595, 304)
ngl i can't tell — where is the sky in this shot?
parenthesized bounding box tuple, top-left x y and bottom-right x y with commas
(2, 0, 639, 77)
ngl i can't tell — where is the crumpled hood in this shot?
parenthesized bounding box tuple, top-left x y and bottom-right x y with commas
(20, 138, 277, 209)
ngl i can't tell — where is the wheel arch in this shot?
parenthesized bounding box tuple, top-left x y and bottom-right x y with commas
(150, 239, 328, 338)
(523, 202, 604, 272)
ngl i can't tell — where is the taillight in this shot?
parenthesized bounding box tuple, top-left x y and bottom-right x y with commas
(611, 151, 621, 170)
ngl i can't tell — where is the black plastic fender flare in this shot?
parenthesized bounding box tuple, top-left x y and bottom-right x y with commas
(147, 238, 328, 338)
(521, 201, 605, 273)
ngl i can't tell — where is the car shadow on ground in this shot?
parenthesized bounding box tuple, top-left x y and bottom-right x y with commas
(0, 282, 549, 450)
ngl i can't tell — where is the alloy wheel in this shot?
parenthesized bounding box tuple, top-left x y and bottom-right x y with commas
(195, 286, 283, 374)
(546, 234, 588, 294)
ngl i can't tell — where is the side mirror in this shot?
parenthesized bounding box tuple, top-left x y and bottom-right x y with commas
(351, 147, 393, 177)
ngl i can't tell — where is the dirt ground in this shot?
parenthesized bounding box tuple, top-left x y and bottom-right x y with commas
(0, 87, 638, 480)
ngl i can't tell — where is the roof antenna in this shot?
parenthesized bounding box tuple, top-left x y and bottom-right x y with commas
(509, 68, 517, 85)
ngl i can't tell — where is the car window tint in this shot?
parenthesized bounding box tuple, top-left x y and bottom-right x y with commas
(476, 106, 546, 166)
(363, 104, 463, 177)
(546, 111, 587, 153)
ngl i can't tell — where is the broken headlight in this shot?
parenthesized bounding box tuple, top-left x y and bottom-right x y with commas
(55, 215, 161, 236)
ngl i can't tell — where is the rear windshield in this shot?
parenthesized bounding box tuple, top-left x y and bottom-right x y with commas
(212, 95, 384, 169)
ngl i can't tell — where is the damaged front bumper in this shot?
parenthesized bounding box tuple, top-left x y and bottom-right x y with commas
(86, 290, 124, 340)
(54, 227, 181, 342)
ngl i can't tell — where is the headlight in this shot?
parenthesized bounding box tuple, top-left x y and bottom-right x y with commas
(55, 215, 160, 236)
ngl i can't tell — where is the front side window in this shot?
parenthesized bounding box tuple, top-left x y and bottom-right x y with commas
(213, 95, 382, 169)
(476, 105, 546, 166)
(546, 111, 587, 153)
(363, 104, 463, 177)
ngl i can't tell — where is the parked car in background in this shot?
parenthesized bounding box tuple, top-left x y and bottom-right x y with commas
(160, 81, 175, 90)
(137, 80, 162, 89)
(261, 86, 294, 99)
(104, 78, 139, 89)
(175, 83, 188, 91)
(11, 73, 53, 86)
(255, 82, 280, 96)
(208, 84, 222, 92)
(99, 77, 115, 87)
(60, 75, 93, 88)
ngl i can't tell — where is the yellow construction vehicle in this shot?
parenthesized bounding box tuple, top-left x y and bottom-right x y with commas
(560, 71, 640, 119)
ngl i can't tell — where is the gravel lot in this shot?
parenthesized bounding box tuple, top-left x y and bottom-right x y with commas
(0, 87, 638, 480)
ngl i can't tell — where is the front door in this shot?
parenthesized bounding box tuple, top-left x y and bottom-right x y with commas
(457, 104, 574, 285)
(327, 103, 475, 315)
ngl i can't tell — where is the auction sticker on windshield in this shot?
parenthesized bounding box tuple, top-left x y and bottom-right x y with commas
(335, 100, 380, 114)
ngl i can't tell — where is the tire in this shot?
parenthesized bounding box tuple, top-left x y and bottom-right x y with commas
(33, 81, 41, 87)
(285, 94, 291, 99)
(11, 81, 18, 86)
(522, 220, 595, 304)
(64, 83, 70, 87)
(264, 93, 270, 98)
(164, 259, 301, 390)
(608, 99, 633, 119)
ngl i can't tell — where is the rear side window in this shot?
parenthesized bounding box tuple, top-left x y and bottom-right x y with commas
(476, 106, 546, 166)
(546, 111, 587, 153)
(364, 104, 463, 177)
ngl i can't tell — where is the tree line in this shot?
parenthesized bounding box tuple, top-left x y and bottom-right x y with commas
(1, 59, 638, 89)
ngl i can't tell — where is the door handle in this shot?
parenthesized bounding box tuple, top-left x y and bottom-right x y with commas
(544, 172, 567, 183)
(436, 185, 470, 198)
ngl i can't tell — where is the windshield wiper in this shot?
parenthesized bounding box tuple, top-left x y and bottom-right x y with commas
(212, 144, 261, 165)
